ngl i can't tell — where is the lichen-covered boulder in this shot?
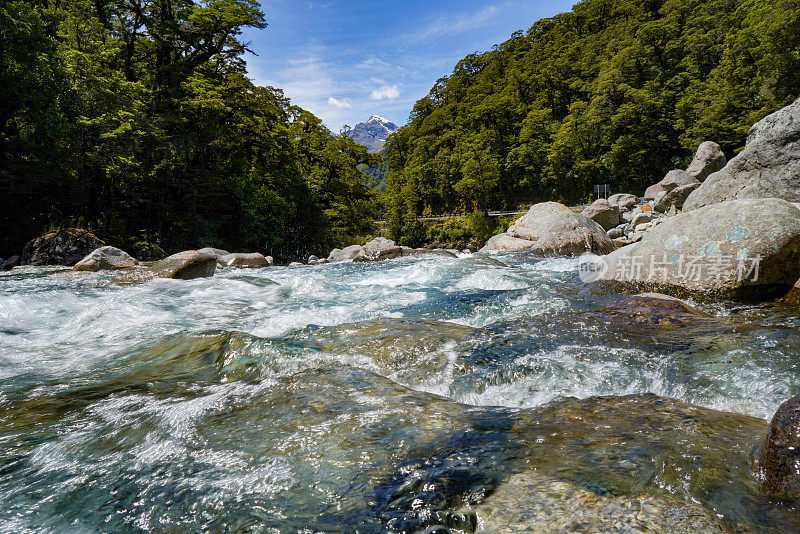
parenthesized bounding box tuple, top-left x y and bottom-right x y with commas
(481, 202, 615, 256)
(685, 141, 727, 182)
(73, 246, 139, 271)
(21, 229, 105, 266)
(581, 198, 621, 230)
(759, 396, 800, 502)
(591, 198, 800, 300)
(685, 99, 800, 210)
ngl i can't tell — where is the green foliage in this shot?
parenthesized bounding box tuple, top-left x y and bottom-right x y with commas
(0, 0, 376, 261)
(383, 0, 799, 245)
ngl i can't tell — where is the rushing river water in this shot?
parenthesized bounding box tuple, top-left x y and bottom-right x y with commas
(2, 252, 800, 532)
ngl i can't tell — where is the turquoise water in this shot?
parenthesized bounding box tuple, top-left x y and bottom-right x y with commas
(1, 253, 799, 532)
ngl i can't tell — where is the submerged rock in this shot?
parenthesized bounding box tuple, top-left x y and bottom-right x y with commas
(73, 246, 139, 271)
(685, 99, 800, 210)
(592, 198, 800, 300)
(22, 228, 105, 266)
(759, 395, 800, 502)
(686, 141, 727, 182)
(149, 250, 217, 279)
(581, 198, 621, 230)
(481, 202, 615, 256)
(591, 293, 712, 328)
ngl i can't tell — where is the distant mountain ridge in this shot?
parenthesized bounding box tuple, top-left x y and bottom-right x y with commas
(344, 115, 398, 153)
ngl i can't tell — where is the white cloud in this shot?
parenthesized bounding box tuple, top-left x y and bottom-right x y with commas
(408, 5, 499, 42)
(370, 84, 400, 101)
(328, 97, 352, 108)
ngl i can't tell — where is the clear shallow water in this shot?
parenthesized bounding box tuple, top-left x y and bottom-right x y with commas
(1, 253, 799, 532)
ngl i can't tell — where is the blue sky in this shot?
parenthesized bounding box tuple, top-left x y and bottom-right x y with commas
(243, 1, 576, 132)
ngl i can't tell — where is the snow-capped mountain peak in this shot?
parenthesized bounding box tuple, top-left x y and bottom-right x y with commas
(344, 115, 399, 153)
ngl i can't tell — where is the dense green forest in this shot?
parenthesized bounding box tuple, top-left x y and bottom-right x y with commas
(0, 0, 378, 260)
(383, 0, 800, 243)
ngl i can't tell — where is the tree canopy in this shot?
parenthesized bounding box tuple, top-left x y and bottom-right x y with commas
(0, 0, 378, 260)
(382, 0, 800, 243)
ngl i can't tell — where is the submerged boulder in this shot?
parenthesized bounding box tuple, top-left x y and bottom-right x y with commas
(149, 250, 216, 279)
(593, 293, 712, 327)
(591, 198, 800, 300)
(580, 198, 621, 230)
(73, 246, 139, 271)
(685, 99, 800, 210)
(686, 141, 727, 182)
(759, 395, 800, 502)
(481, 202, 615, 256)
(22, 229, 105, 266)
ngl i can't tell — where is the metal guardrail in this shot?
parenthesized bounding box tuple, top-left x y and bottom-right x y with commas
(375, 205, 589, 224)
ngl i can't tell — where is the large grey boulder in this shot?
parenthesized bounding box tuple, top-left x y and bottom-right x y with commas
(653, 182, 700, 213)
(219, 252, 270, 268)
(685, 141, 727, 181)
(644, 170, 700, 200)
(607, 193, 639, 212)
(22, 229, 105, 266)
(149, 251, 217, 280)
(328, 245, 363, 263)
(591, 198, 800, 300)
(685, 100, 800, 211)
(73, 246, 139, 271)
(481, 202, 615, 256)
(353, 237, 402, 262)
(580, 198, 621, 230)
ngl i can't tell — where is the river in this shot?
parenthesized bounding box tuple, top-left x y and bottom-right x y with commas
(1, 252, 799, 532)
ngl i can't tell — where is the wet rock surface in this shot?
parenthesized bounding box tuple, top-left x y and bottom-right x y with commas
(759, 395, 800, 502)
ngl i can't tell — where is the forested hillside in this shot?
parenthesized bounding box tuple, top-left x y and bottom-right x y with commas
(383, 0, 800, 242)
(0, 0, 378, 260)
